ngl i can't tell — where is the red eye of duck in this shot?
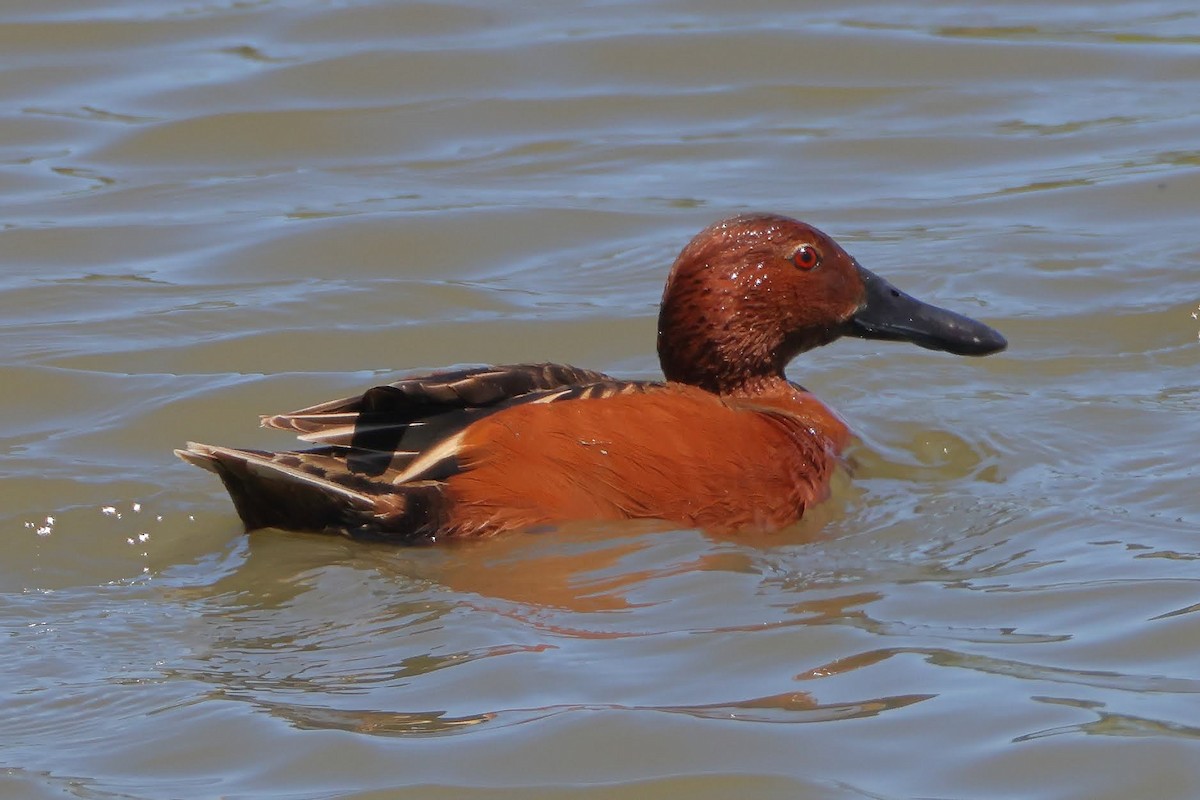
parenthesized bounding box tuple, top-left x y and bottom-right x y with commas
(791, 244, 820, 270)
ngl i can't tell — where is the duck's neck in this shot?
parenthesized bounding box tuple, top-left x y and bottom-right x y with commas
(658, 309, 782, 396)
(714, 374, 796, 398)
(657, 316, 801, 396)
(658, 323, 850, 448)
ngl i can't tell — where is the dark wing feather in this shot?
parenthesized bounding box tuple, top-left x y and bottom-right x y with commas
(264, 363, 615, 434)
(263, 362, 658, 478)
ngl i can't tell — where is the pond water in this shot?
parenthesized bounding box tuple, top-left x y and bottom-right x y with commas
(2, 1, 1199, 798)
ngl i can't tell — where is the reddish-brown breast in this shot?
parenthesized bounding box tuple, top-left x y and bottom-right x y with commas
(444, 383, 851, 536)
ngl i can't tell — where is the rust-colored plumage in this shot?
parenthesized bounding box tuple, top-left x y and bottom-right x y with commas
(178, 213, 1006, 542)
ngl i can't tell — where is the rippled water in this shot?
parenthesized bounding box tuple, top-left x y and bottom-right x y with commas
(3, 1, 1199, 798)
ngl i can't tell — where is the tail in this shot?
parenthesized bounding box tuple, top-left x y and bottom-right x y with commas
(175, 443, 447, 542)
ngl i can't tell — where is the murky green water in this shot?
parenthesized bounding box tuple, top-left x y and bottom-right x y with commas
(3, 2, 1199, 798)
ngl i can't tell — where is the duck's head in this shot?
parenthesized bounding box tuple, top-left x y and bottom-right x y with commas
(656, 213, 1007, 394)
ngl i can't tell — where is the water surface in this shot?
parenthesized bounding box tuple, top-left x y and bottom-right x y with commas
(2, 1, 1199, 798)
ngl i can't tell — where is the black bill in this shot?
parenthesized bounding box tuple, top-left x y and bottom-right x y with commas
(846, 264, 1007, 356)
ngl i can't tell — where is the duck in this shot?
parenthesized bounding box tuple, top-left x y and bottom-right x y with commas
(177, 213, 1006, 542)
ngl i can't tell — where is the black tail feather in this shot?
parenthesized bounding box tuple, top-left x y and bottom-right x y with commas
(176, 443, 447, 542)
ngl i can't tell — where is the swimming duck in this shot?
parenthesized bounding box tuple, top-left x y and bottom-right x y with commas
(177, 213, 1006, 541)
